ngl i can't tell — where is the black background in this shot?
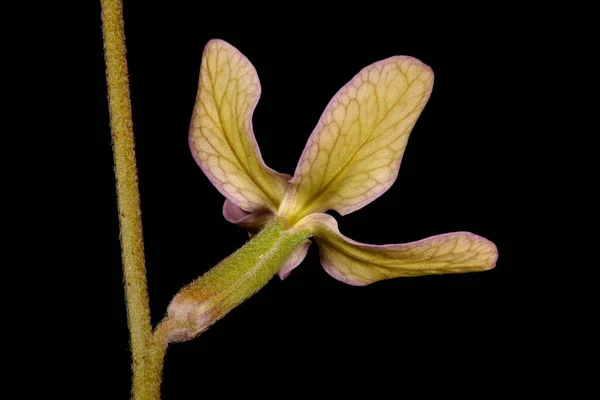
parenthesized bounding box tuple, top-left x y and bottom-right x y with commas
(78, 1, 530, 398)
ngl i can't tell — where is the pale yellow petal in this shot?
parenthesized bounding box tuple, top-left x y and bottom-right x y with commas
(189, 39, 289, 212)
(298, 214, 498, 286)
(279, 56, 434, 224)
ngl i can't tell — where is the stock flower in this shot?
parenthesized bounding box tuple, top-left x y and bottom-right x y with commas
(166, 39, 499, 342)
(189, 39, 498, 286)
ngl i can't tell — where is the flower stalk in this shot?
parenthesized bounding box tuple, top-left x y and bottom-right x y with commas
(101, 0, 159, 398)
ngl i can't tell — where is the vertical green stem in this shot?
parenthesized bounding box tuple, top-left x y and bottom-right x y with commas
(100, 0, 160, 398)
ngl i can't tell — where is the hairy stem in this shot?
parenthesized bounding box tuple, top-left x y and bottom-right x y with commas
(137, 320, 173, 398)
(166, 219, 311, 342)
(101, 0, 159, 398)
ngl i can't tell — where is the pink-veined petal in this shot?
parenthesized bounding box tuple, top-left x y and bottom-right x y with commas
(278, 240, 311, 280)
(190, 39, 289, 213)
(298, 214, 498, 286)
(222, 199, 275, 231)
(278, 56, 434, 224)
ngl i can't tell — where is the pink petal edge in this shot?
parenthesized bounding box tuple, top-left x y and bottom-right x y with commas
(278, 240, 311, 280)
(222, 199, 275, 231)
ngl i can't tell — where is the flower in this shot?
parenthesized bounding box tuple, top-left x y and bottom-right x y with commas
(189, 39, 497, 287)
